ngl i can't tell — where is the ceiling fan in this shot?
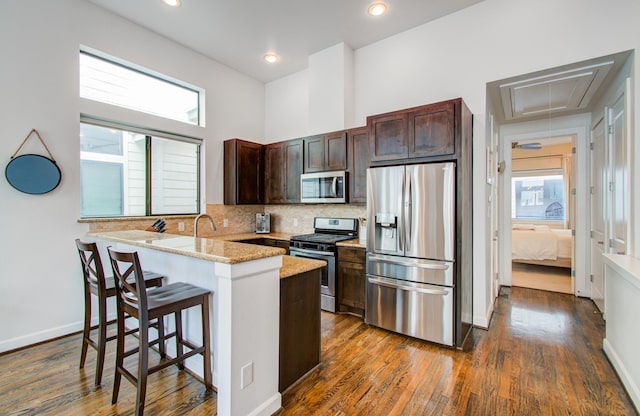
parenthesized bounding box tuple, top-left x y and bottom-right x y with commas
(512, 141, 542, 150)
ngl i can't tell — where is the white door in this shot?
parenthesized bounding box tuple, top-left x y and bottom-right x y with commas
(609, 94, 627, 255)
(590, 116, 607, 312)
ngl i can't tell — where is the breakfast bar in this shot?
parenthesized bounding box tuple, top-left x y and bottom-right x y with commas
(89, 230, 289, 416)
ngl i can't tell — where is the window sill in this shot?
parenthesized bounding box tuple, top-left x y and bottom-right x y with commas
(78, 214, 197, 223)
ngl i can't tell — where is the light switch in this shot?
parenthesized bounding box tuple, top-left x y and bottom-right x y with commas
(241, 362, 253, 389)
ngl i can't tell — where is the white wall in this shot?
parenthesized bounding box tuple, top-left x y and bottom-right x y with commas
(265, 71, 309, 141)
(0, 0, 264, 352)
(265, 0, 640, 325)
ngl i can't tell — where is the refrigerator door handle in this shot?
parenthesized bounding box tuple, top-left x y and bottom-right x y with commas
(406, 173, 412, 252)
(398, 171, 405, 252)
(368, 276, 449, 295)
(368, 254, 450, 270)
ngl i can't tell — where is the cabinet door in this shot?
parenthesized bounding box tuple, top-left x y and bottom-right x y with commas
(337, 247, 366, 317)
(347, 127, 369, 204)
(304, 135, 324, 173)
(409, 101, 455, 158)
(224, 139, 263, 205)
(265, 143, 285, 204)
(368, 112, 409, 162)
(325, 131, 347, 171)
(284, 139, 303, 203)
(237, 140, 263, 203)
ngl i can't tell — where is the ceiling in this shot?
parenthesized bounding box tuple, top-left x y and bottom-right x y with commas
(487, 50, 633, 125)
(86, 0, 484, 83)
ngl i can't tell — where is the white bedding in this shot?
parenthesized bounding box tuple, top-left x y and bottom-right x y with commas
(511, 227, 572, 260)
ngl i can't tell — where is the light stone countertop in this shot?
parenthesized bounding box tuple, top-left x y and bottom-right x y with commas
(280, 255, 326, 279)
(89, 230, 285, 264)
(336, 238, 366, 249)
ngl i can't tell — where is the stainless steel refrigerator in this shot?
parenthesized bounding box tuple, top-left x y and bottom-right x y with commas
(365, 162, 458, 346)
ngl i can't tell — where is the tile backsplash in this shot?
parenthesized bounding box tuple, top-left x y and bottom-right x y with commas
(85, 203, 367, 237)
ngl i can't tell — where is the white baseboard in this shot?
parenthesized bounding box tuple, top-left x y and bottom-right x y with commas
(247, 392, 282, 416)
(0, 321, 83, 353)
(473, 302, 494, 329)
(603, 338, 640, 412)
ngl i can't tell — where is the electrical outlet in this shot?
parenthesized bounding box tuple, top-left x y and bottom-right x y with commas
(178, 222, 185, 232)
(223, 218, 229, 227)
(241, 362, 253, 389)
(293, 218, 298, 227)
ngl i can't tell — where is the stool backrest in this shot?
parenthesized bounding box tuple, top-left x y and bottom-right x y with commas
(75, 239, 107, 293)
(107, 248, 148, 315)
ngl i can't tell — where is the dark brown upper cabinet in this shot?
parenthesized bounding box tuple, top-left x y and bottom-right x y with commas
(303, 131, 347, 173)
(224, 138, 264, 205)
(347, 127, 369, 204)
(368, 99, 456, 163)
(265, 139, 303, 204)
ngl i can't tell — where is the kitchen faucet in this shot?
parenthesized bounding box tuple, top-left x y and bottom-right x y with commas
(194, 213, 216, 237)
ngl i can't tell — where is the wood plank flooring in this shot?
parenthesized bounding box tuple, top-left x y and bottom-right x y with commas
(1, 287, 636, 415)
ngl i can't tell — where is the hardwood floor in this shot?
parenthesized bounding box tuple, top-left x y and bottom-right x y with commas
(1, 287, 635, 415)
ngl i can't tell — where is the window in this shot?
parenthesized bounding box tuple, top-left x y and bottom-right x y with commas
(80, 121, 200, 218)
(511, 173, 565, 221)
(79, 51, 201, 125)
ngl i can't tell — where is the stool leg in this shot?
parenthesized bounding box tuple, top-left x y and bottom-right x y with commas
(111, 308, 125, 405)
(79, 288, 91, 369)
(135, 318, 149, 416)
(201, 296, 212, 389)
(175, 311, 184, 370)
(157, 315, 166, 358)
(94, 292, 108, 386)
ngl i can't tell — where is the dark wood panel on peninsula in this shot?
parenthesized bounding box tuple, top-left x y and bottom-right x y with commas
(280, 267, 321, 392)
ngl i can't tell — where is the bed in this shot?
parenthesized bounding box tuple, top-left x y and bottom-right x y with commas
(511, 224, 572, 268)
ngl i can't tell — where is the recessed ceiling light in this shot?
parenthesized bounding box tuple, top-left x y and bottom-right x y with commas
(264, 53, 279, 64)
(368, 2, 387, 16)
(163, 0, 181, 7)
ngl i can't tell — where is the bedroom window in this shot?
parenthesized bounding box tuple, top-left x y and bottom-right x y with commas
(80, 121, 201, 218)
(79, 51, 202, 126)
(511, 173, 565, 221)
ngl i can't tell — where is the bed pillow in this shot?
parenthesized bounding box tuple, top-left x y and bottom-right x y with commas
(512, 223, 535, 230)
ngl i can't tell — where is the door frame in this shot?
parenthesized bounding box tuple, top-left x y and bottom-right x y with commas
(498, 115, 591, 297)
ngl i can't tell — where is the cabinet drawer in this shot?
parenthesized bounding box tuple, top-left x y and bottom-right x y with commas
(338, 247, 365, 263)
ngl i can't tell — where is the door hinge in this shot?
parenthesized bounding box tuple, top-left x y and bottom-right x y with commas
(571, 188, 576, 195)
(608, 125, 614, 135)
(572, 146, 576, 154)
(571, 270, 575, 277)
(590, 230, 594, 238)
(609, 181, 615, 192)
(572, 229, 576, 236)
(590, 186, 595, 195)
(590, 274, 594, 282)
(590, 142, 594, 151)
(494, 230, 499, 238)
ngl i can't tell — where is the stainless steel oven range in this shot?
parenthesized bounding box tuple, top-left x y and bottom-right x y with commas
(289, 217, 358, 312)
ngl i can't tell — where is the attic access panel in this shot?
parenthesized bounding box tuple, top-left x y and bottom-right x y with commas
(500, 61, 613, 120)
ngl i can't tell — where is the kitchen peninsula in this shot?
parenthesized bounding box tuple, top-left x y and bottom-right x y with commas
(89, 230, 323, 416)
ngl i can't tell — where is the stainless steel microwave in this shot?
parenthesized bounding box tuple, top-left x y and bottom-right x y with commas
(300, 171, 347, 203)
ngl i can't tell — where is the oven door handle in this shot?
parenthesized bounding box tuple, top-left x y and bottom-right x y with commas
(367, 276, 449, 295)
(291, 248, 335, 257)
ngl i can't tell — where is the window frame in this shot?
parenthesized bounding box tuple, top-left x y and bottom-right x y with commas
(80, 116, 202, 218)
(79, 49, 203, 126)
(511, 168, 566, 223)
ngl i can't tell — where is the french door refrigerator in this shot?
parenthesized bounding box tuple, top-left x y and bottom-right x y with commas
(366, 162, 457, 346)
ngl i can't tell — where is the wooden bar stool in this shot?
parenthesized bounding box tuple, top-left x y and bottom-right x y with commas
(107, 247, 212, 416)
(75, 239, 165, 387)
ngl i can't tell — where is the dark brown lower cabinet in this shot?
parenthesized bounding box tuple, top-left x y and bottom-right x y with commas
(279, 268, 321, 392)
(337, 246, 366, 318)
